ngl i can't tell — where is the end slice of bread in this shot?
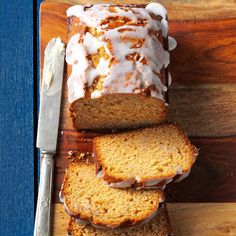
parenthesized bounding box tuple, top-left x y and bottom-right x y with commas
(60, 153, 164, 228)
(69, 94, 167, 131)
(94, 123, 198, 189)
(68, 204, 172, 236)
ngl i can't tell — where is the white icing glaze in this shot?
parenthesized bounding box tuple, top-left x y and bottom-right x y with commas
(68, 151, 73, 156)
(75, 218, 90, 225)
(83, 32, 103, 54)
(159, 195, 164, 204)
(106, 174, 173, 189)
(66, 4, 174, 103)
(59, 191, 78, 217)
(135, 175, 141, 182)
(174, 169, 191, 183)
(66, 34, 89, 101)
(97, 169, 136, 188)
(109, 180, 134, 188)
(168, 36, 177, 51)
(96, 169, 103, 178)
(103, 166, 191, 189)
(146, 2, 167, 19)
(146, 2, 168, 37)
(160, 19, 168, 38)
(144, 177, 171, 187)
(91, 90, 102, 99)
(168, 72, 172, 86)
(67, 5, 85, 18)
(136, 207, 158, 226)
(176, 166, 183, 175)
(59, 190, 64, 203)
(90, 222, 118, 229)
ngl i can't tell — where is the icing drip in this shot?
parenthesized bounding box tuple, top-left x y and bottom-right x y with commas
(83, 32, 103, 54)
(168, 36, 177, 51)
(145, 3, 167, 19)
(168, 72, 172, 86)
(66, 4, 174, 103)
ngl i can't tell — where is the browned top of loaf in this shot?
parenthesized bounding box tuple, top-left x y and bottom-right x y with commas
(94, 123, 198, 183)
(60, 153, 163, 228)
(68, 205, 172, 236)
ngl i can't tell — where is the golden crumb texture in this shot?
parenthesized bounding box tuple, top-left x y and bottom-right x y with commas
(60, 152, 164, 228)
(94, 123, 198, 188)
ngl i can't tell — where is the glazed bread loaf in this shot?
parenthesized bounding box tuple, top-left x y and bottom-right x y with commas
(68, 204, 172, 236)
(60, 152, 164, 228)
(66, 3, 174, 130)
(94, 123, 198, 189)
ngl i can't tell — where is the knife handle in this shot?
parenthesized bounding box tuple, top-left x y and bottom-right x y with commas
(34, 153, 54, 236)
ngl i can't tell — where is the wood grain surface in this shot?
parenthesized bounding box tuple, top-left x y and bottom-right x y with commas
(44, 0, 236, 20)
(41, 1, 236, 137)
(168, 203, 236, 236)
(52, 203, 236, 236)
(52, 135, 236, 203)
(40, 1, 236, 235)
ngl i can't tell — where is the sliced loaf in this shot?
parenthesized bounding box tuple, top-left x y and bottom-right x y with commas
(94, 123, 198, 189)
(68, 204, 172, 236)
(66, 3, 173, 130)
(60, 152, 164, 228)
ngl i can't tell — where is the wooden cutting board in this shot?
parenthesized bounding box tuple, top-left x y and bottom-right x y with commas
(40, 1, 236, 235)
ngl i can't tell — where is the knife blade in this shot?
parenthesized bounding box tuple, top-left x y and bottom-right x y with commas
(34, 37, 65, 236)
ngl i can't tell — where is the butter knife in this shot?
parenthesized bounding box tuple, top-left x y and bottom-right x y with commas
(34, 37, 65, 236)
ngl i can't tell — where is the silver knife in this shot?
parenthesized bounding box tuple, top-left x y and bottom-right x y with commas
(34, 37, 65, 236)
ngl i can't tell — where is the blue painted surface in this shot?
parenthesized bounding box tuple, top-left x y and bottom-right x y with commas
(0, 1, 35, 235)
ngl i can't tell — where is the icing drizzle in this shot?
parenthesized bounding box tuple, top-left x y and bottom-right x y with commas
(66, 3, 175, 102)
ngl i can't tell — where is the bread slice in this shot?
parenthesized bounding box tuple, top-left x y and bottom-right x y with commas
(69, 94, 168, 131)
(94, 123, 198, 189)
(66, 3, 172, 131)
(60, 152, 164, 228)
(68, 204, 172, 236)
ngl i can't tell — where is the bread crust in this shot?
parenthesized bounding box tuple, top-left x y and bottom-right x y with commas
(68, 203, 173, 236)
(93, 123, 198, 189)
(67, 4, 170, 131)
(68, 203, 173, 235)
(60, 152, 164, 229)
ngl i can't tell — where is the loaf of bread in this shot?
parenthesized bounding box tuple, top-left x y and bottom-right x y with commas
(68, 204, 172, 236)
(60, 152, 164, 228)
(94, 123, 198, 189)
(66, 3, 173, 130)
